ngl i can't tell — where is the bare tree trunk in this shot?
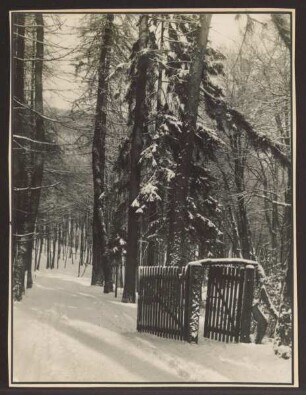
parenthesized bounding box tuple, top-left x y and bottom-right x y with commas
(51, 228, 57, 269)
(166, 179, 175, 264)
(13, 14, 45, 297)
(26, 14, 45, 287)
(232, 131, 253, 260)
(78, 221, 85, 277)
(36, 236, 43, 271)
(46, 232, 50, 269)
(284, 169, 292, 297)
(34, 227, 38, 271)
(57, 223, 61, 269)
(12, 13, 28, 300)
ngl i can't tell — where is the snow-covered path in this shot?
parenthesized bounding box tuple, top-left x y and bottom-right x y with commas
(12, 264, 292, 384)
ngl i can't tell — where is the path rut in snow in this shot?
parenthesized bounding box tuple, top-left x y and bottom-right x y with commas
(12, 265, 292, 383)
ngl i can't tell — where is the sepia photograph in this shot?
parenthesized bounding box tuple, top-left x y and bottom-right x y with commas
(9, 8, 297, 387)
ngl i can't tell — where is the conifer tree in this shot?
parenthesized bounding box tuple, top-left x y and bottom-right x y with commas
(122, 15, 150, 303)
(91, 14, 114, 291)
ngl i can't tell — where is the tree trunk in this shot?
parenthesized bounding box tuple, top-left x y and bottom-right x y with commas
(13, 14, 45, 298)
(168, 15, 212, 267)
(270, 21, 292, 350)
(122, 15, 149, 303)
(36, 236, 43, 271)
(46, 233, 50, 269)
(147, 16, 165, 267)
(284, 169, 292, 297)
(91, 14, 114, 293)
(57, 224, 61, 269)
(12, 13, 28, 300)
(51, 229, 57, 269)
(27, 14, 45, 286)
(232, 130, 253, 260)
(166, 178, 176, 264)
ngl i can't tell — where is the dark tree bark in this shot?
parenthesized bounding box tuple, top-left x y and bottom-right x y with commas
(271, 14, 291, 50)
(13, 14, 45, 298)
(46, 232, 50, 269)
(168, 15, 212, 267)
(27, 14, 45, 287)
(232, 130, 253, 260)
(12, 14, 28, 300)
(57, 224, 61, 269)
(147, 16, 165, 267)
(268, 20, 292, 351)
(91, 14, 114, 292)
(218, 164, 242, 257)
(36, 235, 43, 271)
(166, 178, 176, 264)
(122, 15, 149, 303)
(283, 169, 292, 297)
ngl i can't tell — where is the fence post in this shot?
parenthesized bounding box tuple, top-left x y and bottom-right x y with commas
(184, 263, 203, 343)
(136, 266, 142, 332)
(240, 264, 255, 343)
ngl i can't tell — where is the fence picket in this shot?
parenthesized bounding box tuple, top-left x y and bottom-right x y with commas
(222, 266, 229, 342)
(232, 267, 240, 342)
(211, 268, 218, 340)
(229, 267, 235, 341)
(235, 267, 245, 342)
(215, 266, 222, 341)
(217, 266, 225, 341)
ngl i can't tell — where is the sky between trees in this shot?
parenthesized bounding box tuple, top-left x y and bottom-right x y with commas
(43, 13, 271, 110)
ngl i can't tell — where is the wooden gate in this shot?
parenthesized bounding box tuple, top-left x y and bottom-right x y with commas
(137, 261, 255, 344)
(203, 263, 255, 343)
(137, 266, 186, 340)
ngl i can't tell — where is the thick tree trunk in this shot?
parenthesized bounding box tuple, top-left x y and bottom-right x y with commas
(232, 130, 253, 260)
(122, 15, 149, 302)
(284, 169, 292, 297)
(168, 15, 212, 267)
(36, 236, 43, 271)
(217, 162, 242, 257)
(27, 14, 45, 287)
(13, 14, 45, 298)
(147, 16, 165, 267)
(91, 14, 114, 292)
(147, 203, 158, 266)
(12, 14, 27, 300)
(166, 178, 176, 264)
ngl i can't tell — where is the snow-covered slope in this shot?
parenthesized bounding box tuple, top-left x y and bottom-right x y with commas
(12, 261, 292, 384)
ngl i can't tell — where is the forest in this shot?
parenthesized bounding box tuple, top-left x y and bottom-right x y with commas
(11, 11, 294, 381)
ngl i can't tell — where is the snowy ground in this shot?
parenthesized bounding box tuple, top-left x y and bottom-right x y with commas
(12, 260, 292, 384)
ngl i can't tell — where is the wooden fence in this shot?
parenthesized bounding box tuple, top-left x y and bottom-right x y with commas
(137, 266, 187, 340)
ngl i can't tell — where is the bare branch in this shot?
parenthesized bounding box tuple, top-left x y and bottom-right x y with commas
(14, 182, 60, 192)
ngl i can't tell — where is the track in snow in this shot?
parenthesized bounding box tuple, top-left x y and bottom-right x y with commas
(12, 262, 292, 384)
